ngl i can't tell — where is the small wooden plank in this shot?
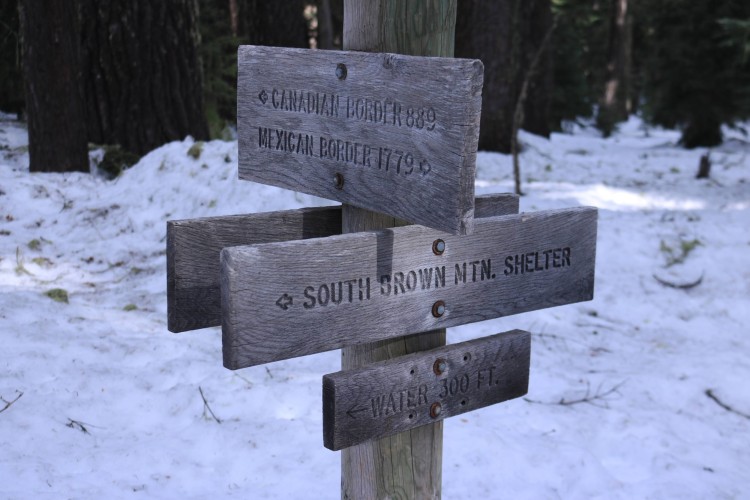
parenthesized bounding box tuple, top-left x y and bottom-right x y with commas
(166, 194, 518, 333)
(221, 206, 597, 369)
(237, 45, 484, 235)
(167, 206, 341, 332)
(323, 329, 530, 451)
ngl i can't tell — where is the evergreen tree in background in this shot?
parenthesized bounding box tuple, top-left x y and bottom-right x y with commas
(549, 0, 610, 127)
(199, 0, 309, 136)
(643, 0, 750, 147)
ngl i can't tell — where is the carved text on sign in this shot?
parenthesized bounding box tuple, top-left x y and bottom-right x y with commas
(323, 330, 531, 450)
(274, 248, 572, 312)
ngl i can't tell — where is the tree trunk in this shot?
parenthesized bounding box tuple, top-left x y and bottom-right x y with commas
(597, 0, 632, 136)
(0, 0, 24, 117)
(20, 0, 89, 173)
(238, 0, 308, 47)
(456, 0, 552, 153)
(317, 0, 344, 50)
(342, 3, 455, 497)
(78, 0, 209, 156)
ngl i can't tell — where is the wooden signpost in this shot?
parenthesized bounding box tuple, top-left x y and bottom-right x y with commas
(221, 206, 596, 369)
(166, 2, 598, 497)
(323, 329, 530, 451)
(238, 46, 483, 235)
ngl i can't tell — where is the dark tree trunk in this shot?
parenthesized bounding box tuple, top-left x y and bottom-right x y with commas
(78, 0, 209, 156)
(456, 0, 552, 153)
(238, 0, 308, 47)
(316, 0, 343, 50)
(0, 0, 24, 117)
(20, 0, 89, 172)
(523, 0, 553, 139)
(597, 0, 632, 136)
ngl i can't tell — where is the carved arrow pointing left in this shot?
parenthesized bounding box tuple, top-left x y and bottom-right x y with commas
(346, 404, 369, 419)
(276, 293, 293, 310)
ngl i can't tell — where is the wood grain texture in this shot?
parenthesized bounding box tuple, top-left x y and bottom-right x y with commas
(341, 3, 457, 498)
(221, 206, 597, 369)
(324, 329, 530, 450)
(237, 45, 483, 235)
(166, 194, 517, 333)
(167, 206, 341, 332)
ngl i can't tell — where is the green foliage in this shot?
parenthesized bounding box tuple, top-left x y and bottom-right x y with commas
(123, 304, 138, 311)
(27, 239, 41, 251)
(199, 0, 241, 138)
(45, 288, 69, 303)
(96, 145, 141, 180)
(660, 238, 702, 267)
(549, 0, 611, 125)
(187, 141, 204, 160)
(642, 0, 750, 147)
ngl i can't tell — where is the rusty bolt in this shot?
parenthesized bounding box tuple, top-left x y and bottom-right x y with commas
(432, 239, 446, 255)
(431, 300, 445, 318)
(334, 173, 345, 190)
(433, 358, 447, 376)
(430, 402, 442, 418)
(336, 63, 347, 80)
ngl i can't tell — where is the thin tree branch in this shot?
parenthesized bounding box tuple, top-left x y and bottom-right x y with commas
(0, 391, 23, 414)
(525, 380, 626, 408)
(66, 418, 91, 434)
(512, 15, 559, 195)
(199, 386, 222, 424)
(705, 389, 750, 420)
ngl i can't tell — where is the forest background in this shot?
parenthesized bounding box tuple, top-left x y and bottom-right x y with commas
(1, 0, 749, 176)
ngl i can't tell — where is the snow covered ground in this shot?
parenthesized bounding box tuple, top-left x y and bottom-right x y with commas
(1, 114, 748, 499)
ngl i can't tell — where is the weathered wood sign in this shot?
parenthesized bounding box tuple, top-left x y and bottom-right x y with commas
(167, 206, 342, 332)
(323, 329, 530, 451)
(237, 45, 484, 235)
(221, 206, 597, 369)
(167, 194, 519, 333)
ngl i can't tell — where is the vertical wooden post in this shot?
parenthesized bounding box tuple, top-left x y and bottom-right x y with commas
(341, 1, 456, 498)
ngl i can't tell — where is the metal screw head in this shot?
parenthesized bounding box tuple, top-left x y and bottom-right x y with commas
(334, 173, 344, 190)
(432, 239, 446, 255)
(336, 63, 347, 80)
(431, 300, 446, 318)
(433, 358, 447, 375)
(430, 402, 442, 418)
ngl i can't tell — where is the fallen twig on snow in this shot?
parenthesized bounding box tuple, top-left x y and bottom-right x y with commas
(199, 386, 222, 424)
(705, 389, 750, 420)
(0, 391, 23, 414)
(524, 380, 626, 409)
(66, 418, 91, 434)
(653, 272, 704, 290)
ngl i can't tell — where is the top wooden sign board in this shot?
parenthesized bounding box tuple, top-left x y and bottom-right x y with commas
(238, 45, 484, 235)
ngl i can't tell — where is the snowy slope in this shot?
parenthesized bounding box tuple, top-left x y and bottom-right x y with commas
(1, 115, 749, 499)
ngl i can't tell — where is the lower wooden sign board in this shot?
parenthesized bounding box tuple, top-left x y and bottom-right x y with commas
(221, 206, 597, 369)
(166, 194, 518, 333)
(323, 329, 530, 451)
(238, 45, 484, 235)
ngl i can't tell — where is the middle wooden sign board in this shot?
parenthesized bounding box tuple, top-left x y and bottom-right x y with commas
(221, 206, 597, 369)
